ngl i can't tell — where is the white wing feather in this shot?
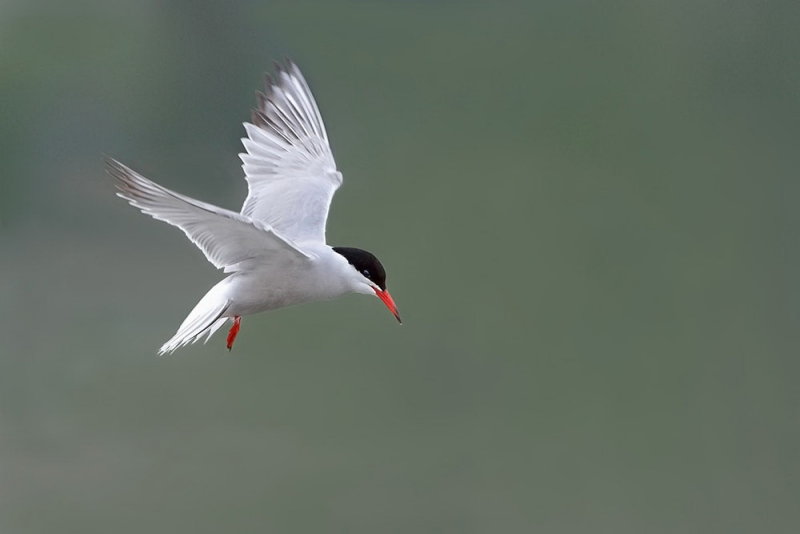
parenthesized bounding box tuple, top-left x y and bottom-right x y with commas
(239, 61, 342, 244)
(108, 158, 310, 273)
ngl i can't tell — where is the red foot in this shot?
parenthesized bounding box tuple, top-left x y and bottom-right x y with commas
(226, 316, 241, 351)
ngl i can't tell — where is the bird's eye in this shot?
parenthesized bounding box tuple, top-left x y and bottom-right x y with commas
(362, 269, 370, 278)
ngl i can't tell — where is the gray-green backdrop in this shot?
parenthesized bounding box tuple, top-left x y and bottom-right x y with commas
(1, 1, 798, 532)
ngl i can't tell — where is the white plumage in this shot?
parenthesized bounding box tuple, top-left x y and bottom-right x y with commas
(109, 61, 400, 355)
(240, 62, 342, 244)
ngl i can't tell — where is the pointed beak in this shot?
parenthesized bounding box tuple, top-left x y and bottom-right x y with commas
(373, 288, 402, 324)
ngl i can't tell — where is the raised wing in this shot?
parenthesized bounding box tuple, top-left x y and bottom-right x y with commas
(108, 158, 311, 273)
(240, 61, 342, 244)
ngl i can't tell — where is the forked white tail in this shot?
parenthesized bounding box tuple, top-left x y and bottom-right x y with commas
(159, 279, 232, 355)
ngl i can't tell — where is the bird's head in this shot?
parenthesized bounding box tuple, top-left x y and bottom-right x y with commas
(333, 247, 401, 323)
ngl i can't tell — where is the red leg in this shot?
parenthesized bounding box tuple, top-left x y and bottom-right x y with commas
(226, 316, 241, 351)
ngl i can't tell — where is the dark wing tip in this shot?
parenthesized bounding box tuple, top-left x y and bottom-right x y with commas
(104, 157, 127, 183)
(255, 90, 267, 110)
(251, 109, 267, 127)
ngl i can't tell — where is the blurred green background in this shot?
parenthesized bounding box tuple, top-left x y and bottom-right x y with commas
(1, 1, 799, 532)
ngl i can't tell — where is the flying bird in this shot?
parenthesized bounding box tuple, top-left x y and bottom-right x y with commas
(108, 61, 401, 355)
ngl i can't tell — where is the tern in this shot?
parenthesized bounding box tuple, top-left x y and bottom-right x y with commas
(108, 61, 401, 355)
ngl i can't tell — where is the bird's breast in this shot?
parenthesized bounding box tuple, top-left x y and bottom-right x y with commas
(223, 260, 350, 316)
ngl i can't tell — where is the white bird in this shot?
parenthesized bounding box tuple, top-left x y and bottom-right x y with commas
(108, 61, 400, 355)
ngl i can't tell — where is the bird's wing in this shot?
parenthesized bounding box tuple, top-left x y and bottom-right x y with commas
(239, 61, 342, 244)
(108, 158, 311, 273)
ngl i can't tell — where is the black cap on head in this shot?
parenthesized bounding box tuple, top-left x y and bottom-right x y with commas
(333, 247, 387, 290)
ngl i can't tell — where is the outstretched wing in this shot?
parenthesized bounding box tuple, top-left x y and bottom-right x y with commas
(108, 158, 311, 273)
(239, 61, 342, 244)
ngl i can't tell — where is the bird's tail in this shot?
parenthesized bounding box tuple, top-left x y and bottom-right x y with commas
(159, 279, 232, 355)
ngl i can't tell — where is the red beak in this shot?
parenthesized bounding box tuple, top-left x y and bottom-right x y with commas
(373, 288, 402, 324)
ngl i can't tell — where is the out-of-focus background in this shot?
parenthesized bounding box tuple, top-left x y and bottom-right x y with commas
(1, 1, 798, 532)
